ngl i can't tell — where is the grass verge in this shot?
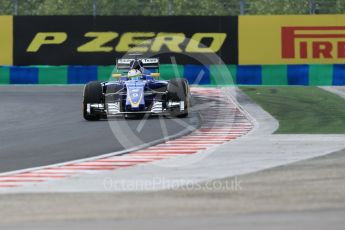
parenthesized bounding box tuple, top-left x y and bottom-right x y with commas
(240, 86, 345, 134)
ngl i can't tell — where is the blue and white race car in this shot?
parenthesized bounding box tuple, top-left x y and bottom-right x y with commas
(83, 57, 190, 120)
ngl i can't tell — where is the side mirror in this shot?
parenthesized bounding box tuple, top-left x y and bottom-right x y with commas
(112, 73, 122, 78)
(150, 73, 160, 78)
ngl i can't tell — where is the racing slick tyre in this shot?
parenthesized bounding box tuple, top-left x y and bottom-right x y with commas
(167, 78, 190, 118)
(83, 81, 103, 121)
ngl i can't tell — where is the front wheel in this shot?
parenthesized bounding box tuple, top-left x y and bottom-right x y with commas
(83, 81, 103, 121)
(167, 78, 190, 118)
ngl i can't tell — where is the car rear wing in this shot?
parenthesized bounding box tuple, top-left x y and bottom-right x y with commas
(116, 58, 160, 72)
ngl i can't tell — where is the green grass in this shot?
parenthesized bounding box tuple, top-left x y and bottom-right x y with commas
(240, 87, 345, 134)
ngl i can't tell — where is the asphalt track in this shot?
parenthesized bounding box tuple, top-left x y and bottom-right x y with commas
(0, 86, 200, 173)
(0, 86, 344, 229)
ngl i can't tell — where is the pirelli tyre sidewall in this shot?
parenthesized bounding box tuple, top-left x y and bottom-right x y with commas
(167, 78, 190, 118)
(83, 81, 103, 121)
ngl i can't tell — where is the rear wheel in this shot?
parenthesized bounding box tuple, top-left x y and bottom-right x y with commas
(167, 78, 190, 118)
(83, 81, 103, 121)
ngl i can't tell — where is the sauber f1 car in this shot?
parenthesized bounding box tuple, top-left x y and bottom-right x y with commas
(83, 57, 190, 121)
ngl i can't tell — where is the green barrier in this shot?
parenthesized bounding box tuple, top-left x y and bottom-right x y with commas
(1, 64, 344, 86)
(309, 65, 333, 86)
(262, 65, 287, 85)
(37, 66, 68, 84)
(98, 66, 114, 81)
(159, 64, 184, 80)
(210, 65, 236, 85)
(0, 66, 10, 84)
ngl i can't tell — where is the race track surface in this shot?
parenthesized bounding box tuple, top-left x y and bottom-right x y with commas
(0, 86, 200, 173)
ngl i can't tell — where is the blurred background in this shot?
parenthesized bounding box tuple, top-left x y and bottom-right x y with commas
(1, 0, 345, 16)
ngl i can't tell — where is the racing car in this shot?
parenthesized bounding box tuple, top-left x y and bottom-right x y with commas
(83, 57, 190, 121)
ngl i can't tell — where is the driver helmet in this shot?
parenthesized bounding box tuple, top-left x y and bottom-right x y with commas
(128, 69, 142, 78)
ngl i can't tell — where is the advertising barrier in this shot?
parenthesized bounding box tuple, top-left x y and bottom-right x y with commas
(0, 16, 13, 66)
(13, 16, 238, 65)
(1, 15, 345, 85)
(239, 15, 345, 65)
